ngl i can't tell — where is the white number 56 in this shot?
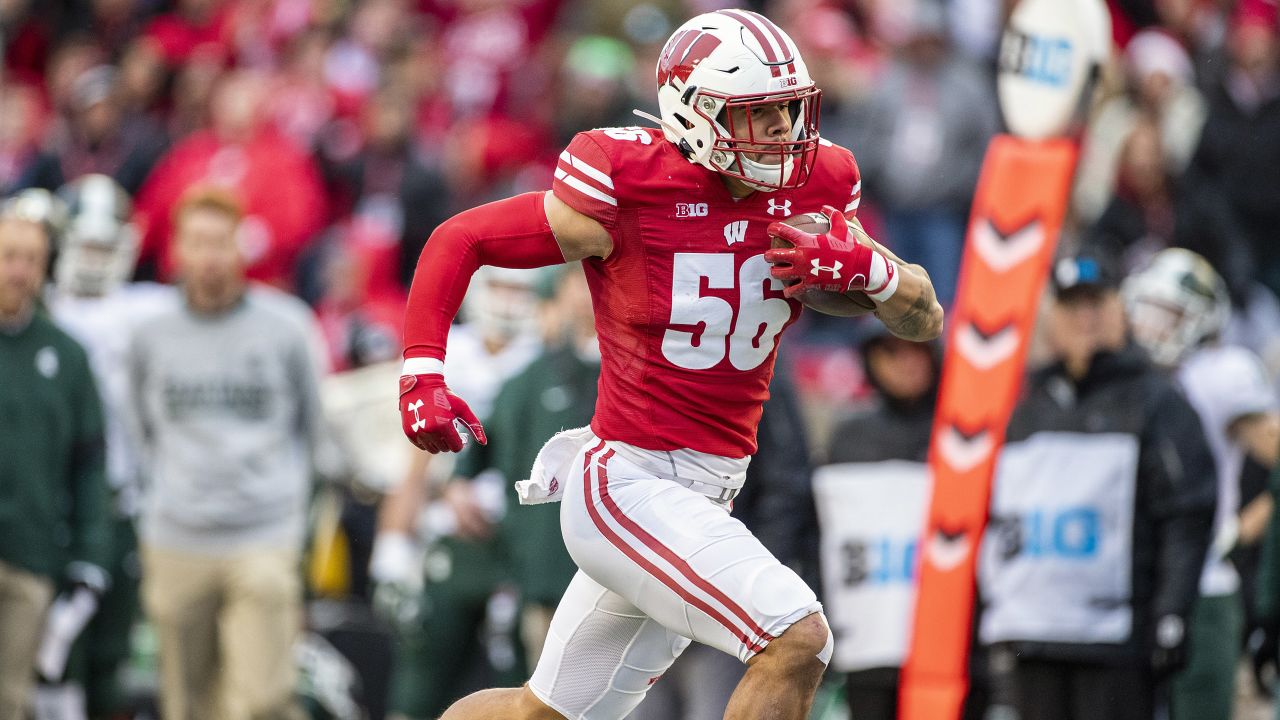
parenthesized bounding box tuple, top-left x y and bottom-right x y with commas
(661, 253, 792, 371)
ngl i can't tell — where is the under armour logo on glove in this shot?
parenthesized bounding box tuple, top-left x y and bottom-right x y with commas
(810, 259, 843, 279)
(406, 399, 427, 432)
(399, 372, 486, 454)
(764, 205, 899, 301)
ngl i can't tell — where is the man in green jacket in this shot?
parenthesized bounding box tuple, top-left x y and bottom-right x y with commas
(0, 205, 111, 720)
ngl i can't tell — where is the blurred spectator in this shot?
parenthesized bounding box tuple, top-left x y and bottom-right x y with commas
(849, 0, 998, 305)
(1, 0, 54, 87)
(319, 86, 455, 289)
(371, 267, 543, 719)
(1074, 28, 1207, 226)
(142, 0, 233, 68)
(38, 177, 176, 718)
(1084, 115, 1255, 301)
(19, 65, 170, 195)
(311, 231, 404, 372)
(60, 0, 150, 62)
(631, 365, 816, 720)
(813, 329, 939, 720)
(129, 188, 328, 720)
(978, 249, 1217, 720)
(422, 0, 564, 120)
(133, 69, 328, 286)
(550, 36, 640, 147)
(0, 199, 111, 720)
(1123, 248, 1280, 720)
(1192, 0, 1280, 297)
(0, 81, 45, 196)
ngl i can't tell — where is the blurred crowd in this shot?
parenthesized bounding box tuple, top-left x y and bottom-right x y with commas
(2, 0, 1280, 718)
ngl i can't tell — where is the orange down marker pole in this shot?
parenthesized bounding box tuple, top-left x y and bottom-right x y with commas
(898, 134, 1079, 720)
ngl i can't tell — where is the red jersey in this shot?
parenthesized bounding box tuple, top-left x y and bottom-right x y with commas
(552, 127, 862, 458)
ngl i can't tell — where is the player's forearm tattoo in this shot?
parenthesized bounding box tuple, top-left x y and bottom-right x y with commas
(877, 273, 942, 342)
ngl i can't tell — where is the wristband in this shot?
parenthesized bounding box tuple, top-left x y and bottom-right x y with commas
(865, 252, 901, 303)
(402, 357, 445, 376)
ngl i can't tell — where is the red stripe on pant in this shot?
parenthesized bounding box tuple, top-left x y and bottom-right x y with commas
(581, 440, 768, 653)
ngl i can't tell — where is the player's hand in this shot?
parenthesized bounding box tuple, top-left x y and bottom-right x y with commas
(764, 205, 894, 300)
(36, 584, 101, 681)
(444, 483, 494, 540)
(399, 373, 486, 453)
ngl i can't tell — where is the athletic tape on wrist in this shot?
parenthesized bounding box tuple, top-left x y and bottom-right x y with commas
(865, 253, 900, 303)
(402, 357, 445, 376)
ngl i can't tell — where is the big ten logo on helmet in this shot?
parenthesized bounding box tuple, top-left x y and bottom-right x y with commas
(992, 506, 1100, 562)
(769, 75, 800, 91)
(675, 202, 709, 218)
(841, 537, 917, 587)
(658, 29, 722, 87)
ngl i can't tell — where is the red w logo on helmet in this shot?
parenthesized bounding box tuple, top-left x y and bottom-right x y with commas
(657, 29, 722, 86)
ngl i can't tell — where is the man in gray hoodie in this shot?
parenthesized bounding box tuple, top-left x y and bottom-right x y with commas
(129, 187, 329, 720)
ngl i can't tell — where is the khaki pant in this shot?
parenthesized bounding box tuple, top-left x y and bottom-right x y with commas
(141, 545, 303, 720)
(0, 559, 54, 720)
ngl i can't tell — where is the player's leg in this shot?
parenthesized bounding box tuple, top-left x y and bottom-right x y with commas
(722, 613, 830, 720)
(563, 441, 831, 720)
(440, 570, 689, 720)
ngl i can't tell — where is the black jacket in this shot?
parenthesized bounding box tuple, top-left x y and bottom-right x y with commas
(983, 345, 1216, 664)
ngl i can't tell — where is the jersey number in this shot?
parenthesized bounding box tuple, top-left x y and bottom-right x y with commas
(662, 253, 792, 371)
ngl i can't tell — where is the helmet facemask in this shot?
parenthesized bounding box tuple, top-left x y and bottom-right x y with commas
(698, 86, 821, 191)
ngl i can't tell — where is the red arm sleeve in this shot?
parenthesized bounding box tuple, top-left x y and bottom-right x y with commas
(402, 192, 564, 363)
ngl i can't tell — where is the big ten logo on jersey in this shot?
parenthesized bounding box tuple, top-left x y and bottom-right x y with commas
(992, 506, 1100, 561)
(841, 537, 918, 587)
(675, 202, 709, 218)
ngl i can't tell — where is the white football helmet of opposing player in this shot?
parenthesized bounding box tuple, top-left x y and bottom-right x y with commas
(55, 174, 139, 298)
(463, 266, 543, 344)
(1122, 248, 1230, 368)
(641, 9, 821, 192)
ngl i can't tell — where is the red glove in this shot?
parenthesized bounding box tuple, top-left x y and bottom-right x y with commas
(399, 372, 486, 454)
(764, 205, 899, 301)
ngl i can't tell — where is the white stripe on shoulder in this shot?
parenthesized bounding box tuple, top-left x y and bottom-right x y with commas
(844, 198, 861, 213)
(559, 173, 617, 206)
(566, 152, 614, 189)
(851, 180, 862, 196)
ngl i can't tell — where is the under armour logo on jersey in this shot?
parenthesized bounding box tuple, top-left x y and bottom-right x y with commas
(676, 202, 709, 218)
(723, 221, 748, 246)
(407, 399, 426, 432)
(767, 199, 792, 217)
(810, 259, 842, 279)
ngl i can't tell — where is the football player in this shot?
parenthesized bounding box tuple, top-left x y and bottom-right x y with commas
(1123, 248, 1279, 720)
(399, 10, 943, 720)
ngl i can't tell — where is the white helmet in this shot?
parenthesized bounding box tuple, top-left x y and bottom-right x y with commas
(54, 174, 139, 297)
(1122, 248, 1230, 367)
(644, 9, 821, 192)
(463, 267, 543, 344)
(53, 174, 138, 297)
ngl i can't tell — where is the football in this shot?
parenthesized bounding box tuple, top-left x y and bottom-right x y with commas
(770, 212, 878, 317)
